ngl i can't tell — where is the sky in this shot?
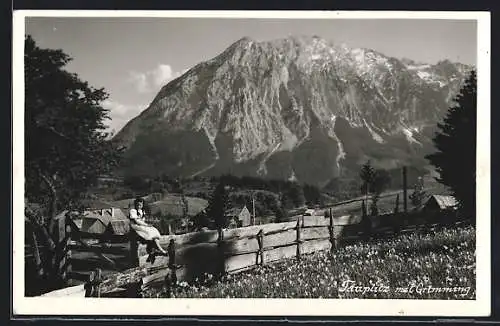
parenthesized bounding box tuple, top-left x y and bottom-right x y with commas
(25, 17, 477, 134)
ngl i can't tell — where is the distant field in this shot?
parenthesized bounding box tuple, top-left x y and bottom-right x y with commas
(318, 186, 451, 218)
(111, 195, 208, 218)
(101, 175, 450, 221)
(149, 196, 208, 217)
(320, 192, 402, 217)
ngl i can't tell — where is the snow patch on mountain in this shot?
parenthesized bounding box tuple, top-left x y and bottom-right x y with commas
(416, 70, 432, 80)
(330, 115, 346, 170)
(403, 63, 448, 88)
(203, 126, 220, 164)
(399, 124, 422, 146)
(188, 127, 220, 178)
(406, 64, 431, 70)
(363, 119, 385, 143)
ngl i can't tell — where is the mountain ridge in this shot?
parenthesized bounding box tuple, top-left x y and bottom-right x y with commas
(113, 35, 474, 186)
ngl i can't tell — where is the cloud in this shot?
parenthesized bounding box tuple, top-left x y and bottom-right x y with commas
(128, 64, 182, 94)
(101, 99, 146, 135)
(152, 64, 175, 87)
(128, 71, 149, 94)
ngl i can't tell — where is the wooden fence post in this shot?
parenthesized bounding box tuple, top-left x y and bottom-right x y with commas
(296, 217, 302, 260)
(129, 232, 139, 267)
(57, 237, 70, 285)
(84, 271, 95, 297)
(164, 273, 172, 298)
(167, 239, 177, 286)
(135, 279, 144, 298)
(256, 229, 264, 265)
(361, 200, 367, 218)
(394, 194, 400, 214)
(362, 201, 372, 241)
(394, 211, 402, 235)
(328, 208, 335, 253)
(84, 268, 103, 297)
(403, 166, 408, 213)
(46, 220, 59, 288)
(217, 227, 225, 278)
(57, 216, 73, 286)
(49, 214, 71, 288)
(95, 268, 102, 297)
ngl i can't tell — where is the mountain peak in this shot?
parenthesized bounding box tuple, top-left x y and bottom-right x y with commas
(224, 37, 255, 53)
(436, 59, 454, 65)
(234, 36, 254, 44)
(266, 34, 331, 47)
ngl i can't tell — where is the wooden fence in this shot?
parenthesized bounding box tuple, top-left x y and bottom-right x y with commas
(38, 207, 471, 298)
(76, 214, 336, 297)
(25, 213, 73, 295)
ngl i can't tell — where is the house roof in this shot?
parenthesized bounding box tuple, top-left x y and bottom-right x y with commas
(226, 206, 249, 217)
(303, 209, 316, 216)
(80, 217, 107, 234)
(427, 195, 458, 209)
(81, 208, 127, 225)
(72, 219, 83, 230)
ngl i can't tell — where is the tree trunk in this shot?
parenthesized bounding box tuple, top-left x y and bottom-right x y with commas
(34, 169, 60, 289)
(38, 171, 58, 234)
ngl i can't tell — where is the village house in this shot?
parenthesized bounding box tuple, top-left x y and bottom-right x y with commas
(303, 208, 316, 216)
(226, 205, 252, 228)
(71, 207, 130, 236)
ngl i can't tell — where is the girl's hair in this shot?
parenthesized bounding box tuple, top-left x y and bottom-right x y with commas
(134, 197, 145, 207)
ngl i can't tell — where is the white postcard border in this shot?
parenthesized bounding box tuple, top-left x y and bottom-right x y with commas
(12, 10, 491, 317)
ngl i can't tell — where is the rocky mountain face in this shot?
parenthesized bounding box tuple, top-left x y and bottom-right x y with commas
(113, 36, 473, 186)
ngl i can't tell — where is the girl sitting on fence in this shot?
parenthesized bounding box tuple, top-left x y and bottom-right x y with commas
(129, 197, 167, 255)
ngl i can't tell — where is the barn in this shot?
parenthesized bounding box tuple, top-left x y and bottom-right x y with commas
(80, 214, 108, 234)
(237, 205, 252, 227)
(422, 195, 458, 213)
(79, 208, 130, 235)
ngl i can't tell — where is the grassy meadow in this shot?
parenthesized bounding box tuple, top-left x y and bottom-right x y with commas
(144, 225, 475, 299)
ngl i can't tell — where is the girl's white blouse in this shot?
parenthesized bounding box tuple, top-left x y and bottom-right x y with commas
(129, 208, 145, 222)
